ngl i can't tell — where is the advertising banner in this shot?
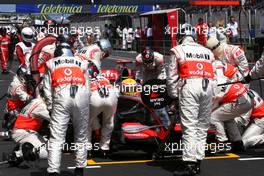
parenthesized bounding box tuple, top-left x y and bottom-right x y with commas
(16, 4, 153, 14)
(16, 4, 89, 14)
(90, 4, 153, 13)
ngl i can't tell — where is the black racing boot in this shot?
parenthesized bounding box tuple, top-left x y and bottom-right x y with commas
(47, 172, 59, 176)
(196, 160, 201, 174)
(231, 140, 245, 153)
(173, 161, 199, 176)
(87, 150, 93, 159)
(99, 150, 109, 159)
(74, 167, 84, 176)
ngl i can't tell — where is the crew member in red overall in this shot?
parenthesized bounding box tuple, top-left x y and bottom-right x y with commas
(195, 18, 208, 46)
(0, 28, 10, 74)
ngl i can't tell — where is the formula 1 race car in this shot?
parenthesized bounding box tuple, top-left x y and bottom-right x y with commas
(108, 94, 217, 158)
(111, 94, 168, 155)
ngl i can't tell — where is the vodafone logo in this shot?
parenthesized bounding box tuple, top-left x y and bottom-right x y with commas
(64, 68, 72, 76)
(196, 63, 204, 70)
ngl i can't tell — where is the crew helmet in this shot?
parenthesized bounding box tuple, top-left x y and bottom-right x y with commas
(21, 27, 34, 42)
(142, 47, 154, 65)
(177, 23, 195, 44)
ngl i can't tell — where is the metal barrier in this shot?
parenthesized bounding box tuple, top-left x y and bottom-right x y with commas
(111, 38, 261, 60)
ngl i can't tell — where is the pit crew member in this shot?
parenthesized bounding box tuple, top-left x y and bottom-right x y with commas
(42, 35, 90, 176)
(167, 24, 215, 176)
(135, 47, 170, 129)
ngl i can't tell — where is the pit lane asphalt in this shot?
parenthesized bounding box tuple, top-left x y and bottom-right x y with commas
(1, 52, 264, 176)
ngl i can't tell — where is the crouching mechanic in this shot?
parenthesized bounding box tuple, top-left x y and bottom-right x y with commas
(2, 66, 35, 133)
(167, 24, 215, 176)
(42, 35, 90, 176)
(211, 60, 253, 150)
(3, 97, 50, 166)
(87, 59, 119, 158)
(242, 90, 264, 148)
(135, 47, 170, 128)
(5, 66, 34, 115)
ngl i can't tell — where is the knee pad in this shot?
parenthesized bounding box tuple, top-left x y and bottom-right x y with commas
(21, 142, 38, 161)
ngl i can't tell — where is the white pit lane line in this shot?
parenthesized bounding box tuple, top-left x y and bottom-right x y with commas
(238, 157, 264, 161)
(67, 166, 102, 169)
(9, 70, 16, 75)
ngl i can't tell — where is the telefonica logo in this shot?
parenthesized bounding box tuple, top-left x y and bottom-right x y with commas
(95, 5, 139, 13)
(37, 4, 83, 14)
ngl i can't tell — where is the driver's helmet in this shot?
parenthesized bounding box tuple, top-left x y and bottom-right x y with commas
(121, 78, 138, 95)
(142, 47, 154, 66)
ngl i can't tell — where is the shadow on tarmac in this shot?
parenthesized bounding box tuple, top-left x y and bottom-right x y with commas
(30, 168, 74, 176)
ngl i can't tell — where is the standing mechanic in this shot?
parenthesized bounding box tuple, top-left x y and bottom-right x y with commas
(135, 47, 170, 128)
(87, 59, 119, 158)
(75, 38, 112, 65)
(0, 27, 10, 74)
(15, 27, 35, 68)
(42, 35, 90, 176)
(206, 37, 249, 78)
(75, 39, 115, 157)
(195, 18, 208, 46)
(167, 24, 215, 176)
